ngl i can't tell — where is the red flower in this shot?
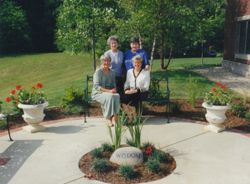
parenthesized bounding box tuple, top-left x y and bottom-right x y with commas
(145, 146, 153, 155)
(10, 89, 16, 95)
(5, 97, 11, 103)
(16, 85, 22, 90)
(211, 87, 217, 92)
(215, 82, 223, 87)
(36, 83, 43, 88)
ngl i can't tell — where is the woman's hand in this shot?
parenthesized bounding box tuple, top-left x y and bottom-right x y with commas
(110, 88, 117, 93)
(125, 89, 137, 94)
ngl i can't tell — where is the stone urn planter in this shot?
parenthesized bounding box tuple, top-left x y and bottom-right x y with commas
(18, 101, 48, 133)
(202, 102, 231, 133)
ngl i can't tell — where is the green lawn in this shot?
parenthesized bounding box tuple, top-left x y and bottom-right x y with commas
(0, 53, 222, 111)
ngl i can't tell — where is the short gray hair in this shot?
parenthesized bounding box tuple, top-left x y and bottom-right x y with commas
(107, 35, 119, 45)
(132, 55, 143, 63)
(100, 55, 111, 62)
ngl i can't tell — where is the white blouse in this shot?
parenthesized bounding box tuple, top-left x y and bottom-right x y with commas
(124, 69, 150, 92)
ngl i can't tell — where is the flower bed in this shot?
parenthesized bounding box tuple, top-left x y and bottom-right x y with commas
(79, 144, 176, 184)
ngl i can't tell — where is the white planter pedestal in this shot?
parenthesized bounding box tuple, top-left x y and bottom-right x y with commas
(202, 102, 231, 133)
(18, 102, 48, 133)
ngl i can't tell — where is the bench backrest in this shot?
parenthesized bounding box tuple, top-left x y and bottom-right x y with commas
(84, 74, 170, 103)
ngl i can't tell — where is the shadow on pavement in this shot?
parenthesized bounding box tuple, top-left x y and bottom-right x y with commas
(0, 140, 43, 184)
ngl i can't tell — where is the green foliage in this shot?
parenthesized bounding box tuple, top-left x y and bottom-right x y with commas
(0, 100, 2, 112)
(169, 102, 181, 113)
(101, 143, 114, 152)
(146, 158, 161, 173)
(151, 150, 170, 163)
(56, 0, 122, 54)
(231, 103, 248, 118)
(126, 139, 137, 147)
(204, 82, 232, 105)
(0, 0, 31, 54)
(245, 113, 250, 121)
(141, 142, 155, 149)
(119, 165, 136, 179)
(107, 111, 127, 150)
(90, 148, 102, 158)
(91, 159, 109, 172)
(61, 86, 85, 114)
(127, 112, 143, 148)
(187, 75, 199, 107)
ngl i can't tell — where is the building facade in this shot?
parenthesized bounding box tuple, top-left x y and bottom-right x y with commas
(223, 0, 250, 77)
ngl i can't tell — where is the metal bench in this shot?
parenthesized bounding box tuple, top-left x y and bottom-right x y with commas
(83, 74, 170, 123)
(0, 114, 13, 141)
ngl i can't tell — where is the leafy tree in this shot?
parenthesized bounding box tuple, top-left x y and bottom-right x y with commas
(56, 0, 122, 54)
(0, 0, 31, 54)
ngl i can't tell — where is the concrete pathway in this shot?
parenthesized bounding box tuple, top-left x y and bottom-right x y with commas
(193, 66, 250, 97)
(0, 117, 250, 184)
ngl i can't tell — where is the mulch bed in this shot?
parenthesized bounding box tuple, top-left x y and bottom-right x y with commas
(79, 149, 176, 184)
(1, 99, 249, 133)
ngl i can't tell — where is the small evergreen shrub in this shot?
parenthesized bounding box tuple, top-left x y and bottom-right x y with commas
(90, 148, 102, 158)
(245, 112, 250, 121)
(146, 158, 161, 173)
(231, 103, 248, 118)
(119, 165, 136, 179)
(91, 159, 109, 172)
(61, 86, 85, 114)
(158, 151, 169, 163)
(101, 143, 114, 152)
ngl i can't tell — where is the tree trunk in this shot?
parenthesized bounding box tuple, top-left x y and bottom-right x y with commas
(150, 35, 156, 69)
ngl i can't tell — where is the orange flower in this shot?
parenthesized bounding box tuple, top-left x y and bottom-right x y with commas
(10, 89, 16, 95)
(5, 97, 11, 103)
(36, 83, 43, 88)
(16, 85, 22, 90)
(211, 87, 217, 92)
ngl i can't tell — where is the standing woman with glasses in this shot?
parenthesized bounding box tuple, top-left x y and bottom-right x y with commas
(92, 55, 120, 126)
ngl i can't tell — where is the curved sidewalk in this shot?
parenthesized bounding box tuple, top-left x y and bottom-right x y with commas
(0, 117, 250, 184)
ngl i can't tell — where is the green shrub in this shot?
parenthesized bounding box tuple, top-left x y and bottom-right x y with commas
(91, 159, 109, 172)
(158, 151, 170, 163)
(90, 148, 102, 158)
(187, 75, 198, 107)
(231, 103, 248, 118)
(61, 86, 85, 114)
(119, 165, 136, 179)
(146, 159, 161, 173)
(101, 143, 114, 152)
(0, 1, 31, 54)
(169, 102, 180, 113)
(245, 112, 250, 121)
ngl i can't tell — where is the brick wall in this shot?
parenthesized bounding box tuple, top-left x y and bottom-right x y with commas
(224, 0, 250, 62)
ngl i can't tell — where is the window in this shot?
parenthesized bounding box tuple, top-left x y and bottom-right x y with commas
(236, 20, 250, 54)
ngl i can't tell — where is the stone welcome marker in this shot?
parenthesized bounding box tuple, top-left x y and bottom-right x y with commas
(110, 147, 143, 166)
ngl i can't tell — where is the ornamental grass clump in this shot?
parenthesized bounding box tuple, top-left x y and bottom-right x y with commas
(204, 82, 232, 106)
(119, 165, 136, 179)
(91, 159, 109, 172)
(5, 83, 47, 105)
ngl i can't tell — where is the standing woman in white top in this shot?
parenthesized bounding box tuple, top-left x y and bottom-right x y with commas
(104, 35, 124, 95)
(122, 55, 150, 108)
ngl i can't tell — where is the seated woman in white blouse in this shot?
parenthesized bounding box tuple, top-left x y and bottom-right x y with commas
(122, 55, 150, 108)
